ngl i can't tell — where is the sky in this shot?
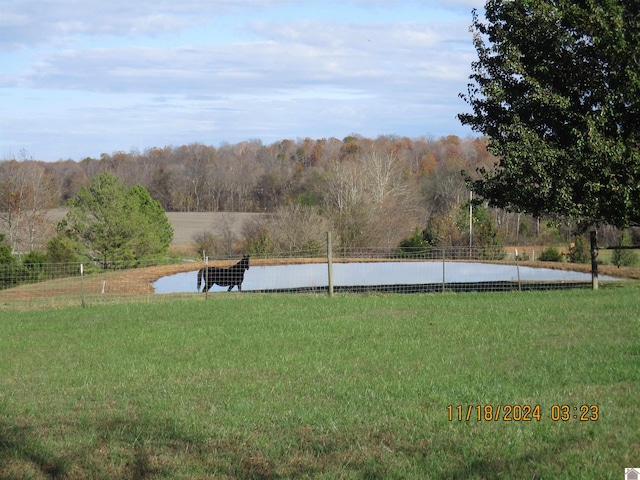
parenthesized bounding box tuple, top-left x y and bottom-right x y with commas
(0, 0, 485, 162)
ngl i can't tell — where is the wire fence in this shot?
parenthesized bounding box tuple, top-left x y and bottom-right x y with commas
(0, 246, 626, 311)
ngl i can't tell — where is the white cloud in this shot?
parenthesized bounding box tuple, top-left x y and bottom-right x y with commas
(13, 18, 473, 92)
(0, 0, 296, 48)
(0, 0, 481, 160)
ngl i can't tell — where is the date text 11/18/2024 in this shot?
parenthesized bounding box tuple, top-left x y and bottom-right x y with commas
(446, 405, 599, 422)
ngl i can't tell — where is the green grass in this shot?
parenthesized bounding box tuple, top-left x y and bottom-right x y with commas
(1, 286, 639, 479)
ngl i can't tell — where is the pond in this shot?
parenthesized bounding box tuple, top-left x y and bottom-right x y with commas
(152, 261, 621, 294)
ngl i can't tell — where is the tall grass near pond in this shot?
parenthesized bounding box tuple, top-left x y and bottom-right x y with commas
(1, 286, 639, 479)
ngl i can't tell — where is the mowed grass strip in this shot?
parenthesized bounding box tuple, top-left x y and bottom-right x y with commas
(1, 286, 638, 479)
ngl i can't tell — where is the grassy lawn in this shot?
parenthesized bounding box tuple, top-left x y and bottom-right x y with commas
(1, 286, 639, 479)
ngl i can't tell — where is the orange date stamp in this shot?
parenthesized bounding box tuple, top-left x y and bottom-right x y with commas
(446, 404, 599, 422)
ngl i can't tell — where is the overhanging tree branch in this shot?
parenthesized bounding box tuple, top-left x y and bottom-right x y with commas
(458, 0, 640, 284)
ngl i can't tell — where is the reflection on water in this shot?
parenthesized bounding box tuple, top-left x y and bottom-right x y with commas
(152, 262, 619, 294)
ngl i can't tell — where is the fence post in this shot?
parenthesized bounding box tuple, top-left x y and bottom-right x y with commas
(590, 230, 599, 290)
(327, 232, 334, 297)
(515, 248, 521, 291)
(205, 255, 209, 300)
(442, 249, 445, 293)
(80, 263, 86, 308)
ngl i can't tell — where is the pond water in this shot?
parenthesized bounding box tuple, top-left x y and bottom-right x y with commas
(152, 262, 620, 294)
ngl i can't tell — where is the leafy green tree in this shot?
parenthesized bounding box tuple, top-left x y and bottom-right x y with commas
(396, 227, 431, 258)
(46, 235, 81, 263)
(456, 203, 504, 259)
(539, 246, 562, 262)
(59, 173, 173, 265)
(567, 236, 589, 264)
(459, 1, 640, 255)
(0, 233, 18, 290)
(246, 235, 275, 258)
(22, 250, 47, 264)
(21, 250, 48, 284)
(422, 213, 462, 247)
(612, 231, 639, 267)
(0, 233, 14, 264)
(128, 185, 174, 256)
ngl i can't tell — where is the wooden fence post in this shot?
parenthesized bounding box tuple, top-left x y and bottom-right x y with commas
(80, 263, 86, 308)
(442, 249, 445, 293)
(205, 255, 209, 300)
(590, 230, 599, 290)
(515, 248, 521, 291)
(327, 232, 334, 297)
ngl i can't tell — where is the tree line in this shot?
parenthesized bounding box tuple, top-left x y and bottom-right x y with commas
(1, 134, 637, 260)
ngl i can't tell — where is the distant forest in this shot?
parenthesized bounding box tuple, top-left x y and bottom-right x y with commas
(1, 135, 636, 255)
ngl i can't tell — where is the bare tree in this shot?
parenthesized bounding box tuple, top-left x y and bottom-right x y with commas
(322, 160, 375, 250)
(0, 153, 58, 252)
(269, 203, 332, 256)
